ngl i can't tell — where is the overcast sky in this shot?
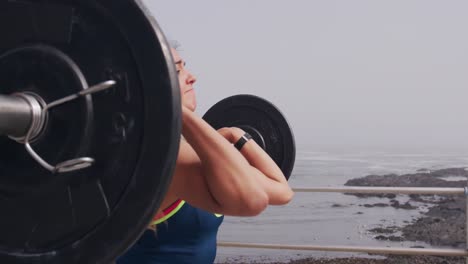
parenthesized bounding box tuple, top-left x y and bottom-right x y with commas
(143, 0, 468, 151)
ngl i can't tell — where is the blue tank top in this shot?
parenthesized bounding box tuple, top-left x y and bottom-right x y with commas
(116, 200, 224, 264)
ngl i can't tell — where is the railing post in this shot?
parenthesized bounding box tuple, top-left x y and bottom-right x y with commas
(465, 187, 468, 264)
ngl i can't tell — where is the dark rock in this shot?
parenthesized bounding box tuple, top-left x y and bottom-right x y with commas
(374, 235, 404, 241)
(368, 227, 398, 234)
(362, 203, 389, 208)
(390, 200, 417, 210)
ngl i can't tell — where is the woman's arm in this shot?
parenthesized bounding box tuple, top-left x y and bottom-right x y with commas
(166, 106, 293, 216)
(218, 127, 294, 205)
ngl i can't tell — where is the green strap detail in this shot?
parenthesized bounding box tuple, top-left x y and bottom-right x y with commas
(150, 200, 186, 226)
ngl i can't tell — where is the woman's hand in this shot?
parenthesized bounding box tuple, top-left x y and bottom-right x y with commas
(173, 108, 293, 216)
(217, 127, 246, 144)
(176, 109, 270, 216)
(216, 127, 238, 143)
(218, 126, 294, 205)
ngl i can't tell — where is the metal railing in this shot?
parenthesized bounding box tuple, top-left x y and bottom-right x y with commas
(218, 186, 468, 262)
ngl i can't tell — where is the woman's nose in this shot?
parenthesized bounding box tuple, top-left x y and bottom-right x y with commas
(186, 72, 197, 85)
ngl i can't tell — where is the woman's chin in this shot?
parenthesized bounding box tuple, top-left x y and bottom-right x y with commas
(183, 103, 196, 112)
(187, 99, 197, 112)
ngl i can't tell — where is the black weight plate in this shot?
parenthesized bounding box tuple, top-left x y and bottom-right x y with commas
(0, 45, 94, 195)
(0, 0, 180, 263)
(203, 94, 296, 180)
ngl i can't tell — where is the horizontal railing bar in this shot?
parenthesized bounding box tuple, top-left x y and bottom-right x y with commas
(217, 242, 468, 257)
(292, 186, 466, 195)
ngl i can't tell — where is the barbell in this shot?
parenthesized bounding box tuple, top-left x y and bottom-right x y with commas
(0, 0, 295, 263)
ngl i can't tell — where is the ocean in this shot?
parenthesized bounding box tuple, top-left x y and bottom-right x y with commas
(214, 146, 468, 263)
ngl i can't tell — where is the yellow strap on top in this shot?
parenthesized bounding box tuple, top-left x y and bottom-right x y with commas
(150, 200, 186, 226)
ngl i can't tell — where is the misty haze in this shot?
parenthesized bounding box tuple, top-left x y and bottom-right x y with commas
(144, 1, 468, 263)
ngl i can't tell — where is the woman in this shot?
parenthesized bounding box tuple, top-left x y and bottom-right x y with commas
(116, 47, 294, 264)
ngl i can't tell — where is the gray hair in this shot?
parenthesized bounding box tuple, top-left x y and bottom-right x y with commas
(168, 39, 181, 50)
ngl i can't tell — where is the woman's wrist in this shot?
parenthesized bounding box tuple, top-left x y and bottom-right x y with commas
(181, 106, 197, 135)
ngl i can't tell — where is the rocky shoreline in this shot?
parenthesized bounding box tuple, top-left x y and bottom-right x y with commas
(296, 168, 468, 264)
(222, 168, 468, 264)
(344, 167, 466, 249)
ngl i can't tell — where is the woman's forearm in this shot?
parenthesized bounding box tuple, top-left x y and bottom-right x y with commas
(181, 107, 268, 215)
(226, 128, 294, 204)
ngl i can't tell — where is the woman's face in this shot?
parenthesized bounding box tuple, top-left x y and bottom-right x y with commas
(171, 48, 197, 112)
